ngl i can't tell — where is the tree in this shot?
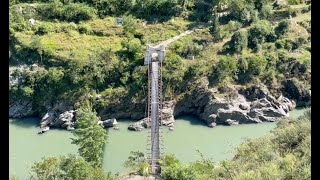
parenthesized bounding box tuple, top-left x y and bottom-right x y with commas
(209, 8, 221, 41)
(30, 157, 61, 180)
(214, 56, 237, 83)
(29, 155, 114, 180)
(229, 0, 255, 24)
(123, 15, 142, 38)
(230, 30, 248, 53)
(124, 151, 151, 177)
(248, 20, 273, 48)
(72, 103, 108, 168)
(247, 55, 267, 75)
(259, 4, 273, 19)
(160, 154, 196, 180)
(160, 163, 196, 180)
(275, 19, 290, 38)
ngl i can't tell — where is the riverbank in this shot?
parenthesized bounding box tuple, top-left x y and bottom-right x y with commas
(9, 108, 307, 178)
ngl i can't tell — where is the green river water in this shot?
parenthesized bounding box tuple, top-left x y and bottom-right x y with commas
(9, 108, 307, 178)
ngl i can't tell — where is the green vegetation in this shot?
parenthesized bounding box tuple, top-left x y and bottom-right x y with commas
(29, 155, 115, 180)
(121, 109, 310, 179)
(71, 103, 108, 168)
(9, 0, 311, 112)
(9, 0, 311, 179)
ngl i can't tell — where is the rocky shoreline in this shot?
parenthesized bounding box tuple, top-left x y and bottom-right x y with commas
(126, 78, 297, 131)
(9, 75, 310, 132)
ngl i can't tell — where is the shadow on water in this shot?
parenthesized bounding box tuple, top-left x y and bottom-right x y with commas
(175, 115, 207, 126)
(9, 118, 40, 128)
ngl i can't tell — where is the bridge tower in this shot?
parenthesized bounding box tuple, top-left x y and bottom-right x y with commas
(145, 45, 165, 175)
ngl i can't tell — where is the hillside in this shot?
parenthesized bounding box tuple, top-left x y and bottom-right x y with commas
(9, 0, 311, 128)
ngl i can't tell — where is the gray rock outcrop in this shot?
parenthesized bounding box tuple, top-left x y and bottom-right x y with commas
(40, 110, 76, 130)
(100, 118, 118, 128)
(9, 99, 34, 118)
(128, 117, 150, 131)
(282, 78, 311, 106)
(128, 78, 297, 130)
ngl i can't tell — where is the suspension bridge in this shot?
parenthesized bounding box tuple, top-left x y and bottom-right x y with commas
(144, 29, 194, 177)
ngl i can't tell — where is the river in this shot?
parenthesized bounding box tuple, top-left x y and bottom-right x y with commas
(9, 108, 307, 178)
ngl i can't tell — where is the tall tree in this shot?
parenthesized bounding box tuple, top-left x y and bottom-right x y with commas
(72, 103, 108, 168)
(209, 7, 220, 40)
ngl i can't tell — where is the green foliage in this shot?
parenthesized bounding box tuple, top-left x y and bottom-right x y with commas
(9, 176, 19, 180)
(213, 56, 237, 83)
(124, 151, 145, 169)
(225, 21, 242, 32)
(248, 20, 273, 48)
(260, 4, 273, 19)
(120, 38, 144, 62)
(124, 151, 150, 176)
(275, 20, 290, 38)
(229, 0, 256, 24)
(29, 155, 114, 180)
(247, 55, 267, 75)
(22, 86, 34, 97)
(209, 8, 220, 40)
(162, 52, 186, 99)
(138, 162, 151, 177)
(72, 104, 108, 168)
(161, 163, 196, 180)
(30, 156, 61, 180)
(288, 0, 303, 5)
(78, 23, 92, 34)
(230, 29, 248, 53)
(123, 15, 143, 38)
(39, 2, 97, 22)
(156, 114, 311, 180)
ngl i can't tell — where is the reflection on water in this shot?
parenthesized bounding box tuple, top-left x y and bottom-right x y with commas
(9, 108, 308, 177)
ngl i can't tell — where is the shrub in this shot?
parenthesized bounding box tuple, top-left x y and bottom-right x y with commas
(39, 2, 97, 22)
(161, 163, 197, 180)
(229, 0, 256, 24)
(248, 20, 273, 48)
(247, 55, 267, 75)
(78, 23, 92, 34)
(123, 15, 143, 38)
(298, 20, 311, 33)
(214, 56, 237, 82)
(288, 0, 303, 5)
(260, 4, 273, 19)
(36, 23, 55, 35)
(182, 42, 203, 57)
(275, 38, 294, 50)
(230, 29, 248, 53)
(226, 21, 242, 32)
(275, 20, 290, 37)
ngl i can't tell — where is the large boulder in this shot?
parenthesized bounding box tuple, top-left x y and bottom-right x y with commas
(9, 99, 35, 118)
(40, 111, 58, 127)
(217, 108, 261, 124)
(54, 110, 75, 128)
(282, 78, 311, 107)
(161, 101, 175, 126)
(40, 110, 76, 130)
(101, 118, 118, 128)
(239, 83, 270, 101)
(128, 118, 151, 131)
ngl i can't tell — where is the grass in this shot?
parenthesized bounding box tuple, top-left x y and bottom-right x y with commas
(87, 17, 123, 36)
(142, 18, 191, 45)
(292, 11, 311, 22)
(14, 31, 124, 62)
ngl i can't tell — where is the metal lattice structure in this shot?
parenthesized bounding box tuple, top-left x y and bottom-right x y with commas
(143, 30, 195, 176)
(145, 45, 165, 175)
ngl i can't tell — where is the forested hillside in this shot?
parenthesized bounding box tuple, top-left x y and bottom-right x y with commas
(9, 0, 311, 179)
(9, 0, 311, 122)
